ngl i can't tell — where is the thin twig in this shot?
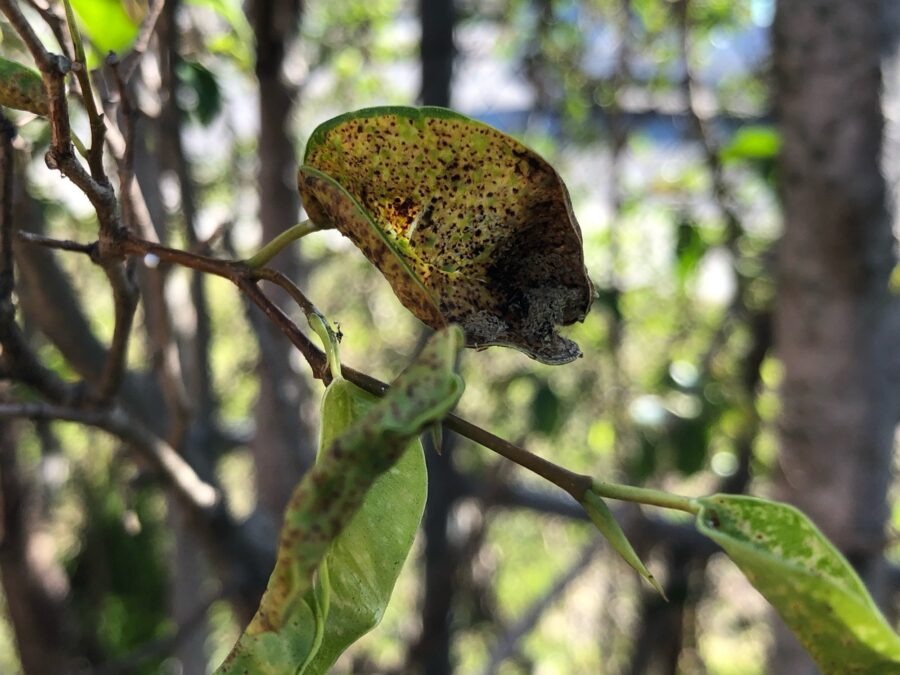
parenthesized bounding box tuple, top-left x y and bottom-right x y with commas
(16, 230, 97, 256)
(24, 0, 73, 59)
(19, 230, 596, 501)
(119, 0, 168, 83)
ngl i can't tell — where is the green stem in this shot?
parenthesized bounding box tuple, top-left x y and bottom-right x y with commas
(308, 313, 341, 381)
(592, 480, 699, 515)
(245, 220, 318, 269)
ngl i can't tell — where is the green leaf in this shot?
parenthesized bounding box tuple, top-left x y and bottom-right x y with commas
(720, 125, 780, 163)
(215, 326, 464, 674)
(0, 58, 48, 115)
(299, 106, 594, 365)
(176, 60, 222, 126)
(187, 0, 254, 69)
(696, 495, 900, 674)
(301, 379, 427, 674)
(581, 490, 665, 597)
(69, 0, 140, 54)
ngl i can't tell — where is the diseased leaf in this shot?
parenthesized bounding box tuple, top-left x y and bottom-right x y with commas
(299, 106, 593, 365)
(0, 58, 48, 116)
(301, 379, 427, 674)
(697, 495, 900, 674)
(215, 326, 464, 674)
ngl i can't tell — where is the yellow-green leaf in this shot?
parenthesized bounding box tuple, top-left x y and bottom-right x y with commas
(697, 495, 900, 674)
(69, 0, 140, 54)
(299, 106, 593, 365)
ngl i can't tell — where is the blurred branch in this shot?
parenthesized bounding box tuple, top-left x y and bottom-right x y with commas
(23, 0, 72, 59)
(119, 0, 167, 83)
(0, 401, 218, 511)
(674, 0, 744, 248)
(482, 541, 601, 675)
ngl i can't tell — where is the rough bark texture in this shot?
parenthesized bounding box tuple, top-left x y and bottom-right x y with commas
(248, 0, 314, 518)
(773, 0, 899, 671)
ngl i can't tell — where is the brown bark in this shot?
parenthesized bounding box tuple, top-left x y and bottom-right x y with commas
(248, 0, 315, 517)
(773, 0, 899, 671)
(0, 421, 71, 674)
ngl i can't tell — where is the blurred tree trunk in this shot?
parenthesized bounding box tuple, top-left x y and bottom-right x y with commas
(772, 0, 900, 671)
(0, 421, 70, 675)
(409, 2, 457, 674)
(248, 0, 315, 520)
(419, 0, 455, 107)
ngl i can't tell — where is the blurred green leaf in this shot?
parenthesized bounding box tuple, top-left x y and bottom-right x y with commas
(69, 0, 140, 54)
(177, 60, 222, 126)
(697, 495, 900, 673)
(674, 218, 707, 284)
(188, 0, 254, 69)
(531, 381, 562, 436)
(720, 125, 781, 163)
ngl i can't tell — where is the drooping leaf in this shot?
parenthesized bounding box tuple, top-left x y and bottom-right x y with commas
(0, 58, 48, 116)
(216, 326, 464, 674)
(299, 106, 594, 365)
(301, 379, 427, 674)
(69, 0, 140, 54)
(696, 495, 900, 674)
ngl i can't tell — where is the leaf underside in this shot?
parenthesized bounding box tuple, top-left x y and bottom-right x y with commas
(299, 106, 594, 365)
(697, 495, 900, 674)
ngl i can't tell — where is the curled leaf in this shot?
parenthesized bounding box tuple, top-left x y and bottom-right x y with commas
(301, 379, 428, 674)
(216, 327, 464, 674)
(697, 495, 900, 674)
(0, 58, 48, 116)
(299, 106, 593, 365)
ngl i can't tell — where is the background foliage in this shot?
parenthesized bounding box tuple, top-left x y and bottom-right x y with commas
(0, 0, 897, 674)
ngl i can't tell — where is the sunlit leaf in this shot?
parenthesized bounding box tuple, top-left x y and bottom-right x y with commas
(299, 106, 594, 365)
(0, 58, 48, 115)
(69, 0, 140, 54)
(697, 495, 900, 674)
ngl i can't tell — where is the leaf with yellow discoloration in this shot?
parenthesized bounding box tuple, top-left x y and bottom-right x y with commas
(0, 58, 48, 116)
(697, 495, 900, 674)
(299, 106, 593, 365)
